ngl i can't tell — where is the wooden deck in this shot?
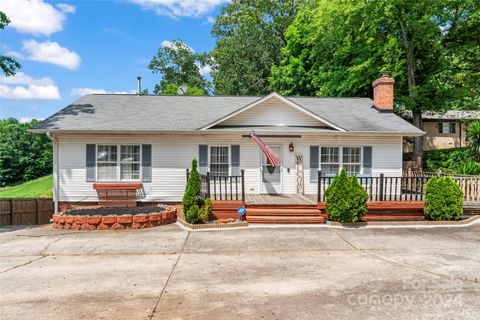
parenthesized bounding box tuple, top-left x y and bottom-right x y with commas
(245, 194, 317, 205)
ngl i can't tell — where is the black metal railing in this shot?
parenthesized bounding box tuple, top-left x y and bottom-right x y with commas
(317, 171, 431, 202)
(186, 169, 245, 201)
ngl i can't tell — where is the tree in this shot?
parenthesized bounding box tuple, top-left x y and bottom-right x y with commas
(148, 40, 209, 94)
(182, 159, 201, 223)
(271, 0, 480, 166)
(467, 121, 480, 160)
(211, 0, 298, 95)
(161, 83, 205, 96)
(0, 118, 52, 185)
(0, 11, 21, 76)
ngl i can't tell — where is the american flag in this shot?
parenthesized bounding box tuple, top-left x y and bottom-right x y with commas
(250, 132, 281, 168)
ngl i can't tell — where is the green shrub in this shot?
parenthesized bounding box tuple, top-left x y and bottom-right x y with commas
(182, 159, 202, 223)
(424, 147, 479, 175)
(199, 198, 214, 222)
(467, 121, 480, 160)
(424, 176, 464, 221)
(324, 169, 368, 223)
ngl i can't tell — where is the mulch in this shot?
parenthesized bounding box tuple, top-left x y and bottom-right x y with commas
(64, 206, 165, 216)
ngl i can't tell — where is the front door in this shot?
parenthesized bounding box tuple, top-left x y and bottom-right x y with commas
(261, 145, 282, 194)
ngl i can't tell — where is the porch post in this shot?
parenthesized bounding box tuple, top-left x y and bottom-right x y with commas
(379, 173, 385, 201)
(317, 170, 322, 203)
(241, 169, 245, 202)
(206, 172, 211, 198)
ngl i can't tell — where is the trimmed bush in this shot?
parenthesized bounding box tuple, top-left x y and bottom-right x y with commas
(182, 159, 202, 223)
(424, 177, 464, 221)
(199, 198, 214, 222)
(324, 169, 368, 223)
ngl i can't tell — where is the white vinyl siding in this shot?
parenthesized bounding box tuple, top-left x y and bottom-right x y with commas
(56, 134, 402, 202)
(220, 97, 325, 127)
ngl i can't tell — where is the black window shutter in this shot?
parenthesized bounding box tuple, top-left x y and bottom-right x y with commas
(142, 144, 152, 182)
(363, 146, 372, 176)
(86, 144, 96, 182)
(310, 146, 319, 183)
(199, 145, 208, 174)
(231, 145, 240, 176)
(438, 123, 443, 134)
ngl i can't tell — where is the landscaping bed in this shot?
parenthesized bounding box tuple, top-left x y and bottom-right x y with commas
(53, 205, 177, 230)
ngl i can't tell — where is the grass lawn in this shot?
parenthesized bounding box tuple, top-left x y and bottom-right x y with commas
(0, 175, 53, 198)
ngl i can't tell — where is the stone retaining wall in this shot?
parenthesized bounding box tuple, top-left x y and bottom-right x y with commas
(53, 206, 177, 230)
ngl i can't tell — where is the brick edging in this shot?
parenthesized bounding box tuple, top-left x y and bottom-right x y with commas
(177, 217, 248, 230)
(52, 206, 177, 230)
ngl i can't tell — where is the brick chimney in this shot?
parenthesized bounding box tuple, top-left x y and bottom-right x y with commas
(372, 73, 395, 111)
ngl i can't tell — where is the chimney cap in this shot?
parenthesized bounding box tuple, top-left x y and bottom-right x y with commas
(372, 74, 394, 88)
(136, 76, 142, 80)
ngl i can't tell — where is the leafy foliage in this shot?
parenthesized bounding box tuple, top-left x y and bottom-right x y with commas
(271, 0, 480, 163)
(198, 198, 214, 223)
(0, 118, 52, 186)
(161, 83, 205, 96)
(467, 121, 480, 160)
(149, 40, 210, 94)
(211, 0, 298, 95)
(424, 177, 463, 220)
(425, 147, 480, 175)
(324, 169, 368, 223)
(0, 11, 21, 76)
(182, 159, 202, 223)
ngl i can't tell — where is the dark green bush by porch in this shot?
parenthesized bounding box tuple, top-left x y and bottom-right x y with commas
(424, 177, 463, 221)
(324, 169, 368, 223)
(182, 159, 201, 223)
(182, 159, 214, 224)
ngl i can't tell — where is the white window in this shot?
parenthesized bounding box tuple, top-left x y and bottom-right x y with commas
(97, 145, 118, 180)
(320, 147, 340, 176)
(210, 146, 229, 176)
(438, 122, 456, 134)
(342, 147, 361, 176)
(120, 145, 140, 180)
(97, 144, 140, 181)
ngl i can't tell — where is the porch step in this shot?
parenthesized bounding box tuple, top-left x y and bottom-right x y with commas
(246, 208, 322, 216)
(247, 215, 325, 224)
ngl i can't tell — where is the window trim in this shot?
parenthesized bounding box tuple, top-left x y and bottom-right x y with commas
(96, 144, 142, 182)
(208, 145, 231, 176)
(319, 145, 364, 177)
(342, 146, 362, 176)
(439, 122, 456, 135)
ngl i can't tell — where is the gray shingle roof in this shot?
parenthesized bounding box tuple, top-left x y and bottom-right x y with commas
(32, 93, 422, 135)
(400, 109, 480, 121)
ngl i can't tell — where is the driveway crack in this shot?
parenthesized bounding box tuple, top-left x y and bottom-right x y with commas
(147, 230, 191, 319)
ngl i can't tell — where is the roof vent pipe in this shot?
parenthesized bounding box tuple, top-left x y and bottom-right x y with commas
(137, 76, 142, 95)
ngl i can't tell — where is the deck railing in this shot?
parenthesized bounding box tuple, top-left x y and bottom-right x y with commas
(186, 169, 245, 201)
(317, 171, 480, 203)
(403, 170, 480, 202)
(317, 172, 431, 202)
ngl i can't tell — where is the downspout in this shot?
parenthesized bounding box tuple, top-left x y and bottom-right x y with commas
(46, 132, 59, 213)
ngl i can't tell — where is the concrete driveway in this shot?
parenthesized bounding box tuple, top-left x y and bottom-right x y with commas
(1, 223, 479, 320)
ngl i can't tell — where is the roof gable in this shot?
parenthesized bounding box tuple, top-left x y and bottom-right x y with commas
(200, 93, 346, 131)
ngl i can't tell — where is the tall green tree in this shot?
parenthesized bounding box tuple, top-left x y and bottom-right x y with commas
(148, 40, 209, 94)
(211, 0, 298, 95)
(0, 11, 21, 76)
(0, 118, 52, 186)
(271, 0, 480, 165)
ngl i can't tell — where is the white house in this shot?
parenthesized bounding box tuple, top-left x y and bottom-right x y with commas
(32, 75, 423, 212)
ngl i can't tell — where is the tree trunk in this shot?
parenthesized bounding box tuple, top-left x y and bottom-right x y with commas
(412, 110, 423, 168)
(399, 16, 423, 168)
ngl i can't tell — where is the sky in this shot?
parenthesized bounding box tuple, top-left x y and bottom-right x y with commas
(0, 0, 228, 123)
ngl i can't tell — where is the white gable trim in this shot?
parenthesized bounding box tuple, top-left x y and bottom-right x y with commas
(199, 92, 346, 132)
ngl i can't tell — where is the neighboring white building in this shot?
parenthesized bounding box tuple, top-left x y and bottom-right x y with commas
(32, 75, 423, 212)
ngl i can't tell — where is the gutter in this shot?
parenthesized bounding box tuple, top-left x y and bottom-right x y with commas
(46, 132, 59, 213)
(30, 129, 425, 137)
